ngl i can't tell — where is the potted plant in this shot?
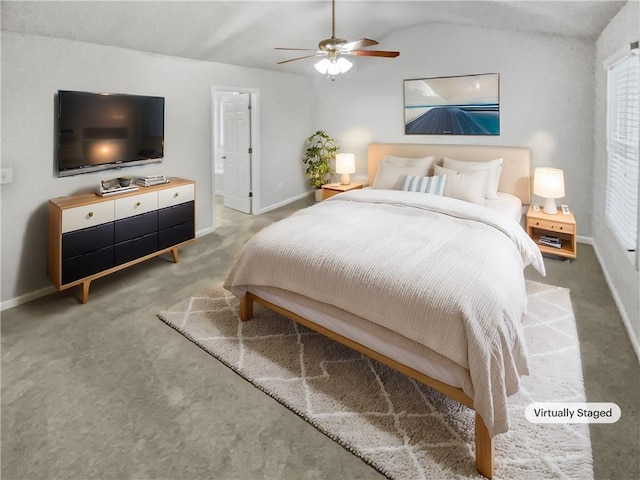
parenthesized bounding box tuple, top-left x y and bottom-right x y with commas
(303, 130, 339, 201)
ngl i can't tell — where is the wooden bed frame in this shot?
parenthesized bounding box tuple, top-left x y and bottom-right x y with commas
(239, 293, 494, 477)
(237, 143, 532, 479)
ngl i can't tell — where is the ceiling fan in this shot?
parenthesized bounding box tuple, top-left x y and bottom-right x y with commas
(275, 0, 400, 76)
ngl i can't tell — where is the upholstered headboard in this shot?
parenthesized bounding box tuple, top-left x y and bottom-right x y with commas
(367, 143, 531, 204)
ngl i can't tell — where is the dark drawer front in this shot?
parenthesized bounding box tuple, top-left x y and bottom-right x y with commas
(62, 246, 114, 285)
(115, 232, 159, 266)
(158, 201, 195, 230)
(159, 221, 194, 250)
(62, 222, 114, 259)
(114, 211, 158, 244)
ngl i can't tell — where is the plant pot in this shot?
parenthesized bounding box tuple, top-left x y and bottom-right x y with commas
(314, 189, 323, 202)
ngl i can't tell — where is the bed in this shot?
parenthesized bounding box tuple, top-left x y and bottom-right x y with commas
(224, 143, 545, 478)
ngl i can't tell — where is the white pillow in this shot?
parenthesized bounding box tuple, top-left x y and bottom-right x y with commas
(372, 161, 432, 190)
(442, 157, 503, 200)
(433, 165, 492, 205)
(401, 174, 447, 196)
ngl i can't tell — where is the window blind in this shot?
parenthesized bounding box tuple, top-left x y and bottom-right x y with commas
(606, 48, 639, 251)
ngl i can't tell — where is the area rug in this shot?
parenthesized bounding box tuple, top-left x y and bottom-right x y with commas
(158, 281, 593, 479)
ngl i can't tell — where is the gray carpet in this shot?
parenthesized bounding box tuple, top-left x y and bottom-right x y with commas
(1, 197, 638, 479)
(158, 281, 593, 479)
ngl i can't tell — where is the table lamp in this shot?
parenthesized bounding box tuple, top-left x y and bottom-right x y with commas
(336, 153, 356, 185)
(534, 167, 565, 214)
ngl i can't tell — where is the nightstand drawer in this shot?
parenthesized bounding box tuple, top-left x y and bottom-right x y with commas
(322, 189, 341, 200)
(528, 218, 575, 234)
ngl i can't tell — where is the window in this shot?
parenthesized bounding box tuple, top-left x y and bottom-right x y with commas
(606, 47, 639, 251)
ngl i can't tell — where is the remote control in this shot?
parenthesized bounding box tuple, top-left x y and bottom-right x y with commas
(561, 204, 570, 215)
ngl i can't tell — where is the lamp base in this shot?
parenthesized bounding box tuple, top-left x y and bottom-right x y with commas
(543, 198, 558, 215)
(340, 173, 351, 185)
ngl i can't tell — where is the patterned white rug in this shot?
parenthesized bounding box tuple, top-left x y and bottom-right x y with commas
(158, 281, 593, 479)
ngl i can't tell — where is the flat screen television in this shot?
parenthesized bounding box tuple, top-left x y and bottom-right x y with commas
(56, 90, 165, 177)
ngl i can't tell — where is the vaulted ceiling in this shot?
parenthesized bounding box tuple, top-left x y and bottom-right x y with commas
(1, 1, 627, 74)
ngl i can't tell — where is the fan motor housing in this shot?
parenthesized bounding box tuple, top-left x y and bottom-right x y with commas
(319, 38, 347, 51)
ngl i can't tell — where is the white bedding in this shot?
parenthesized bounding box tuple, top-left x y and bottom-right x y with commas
(486, 192, 523, 223)
(225, 189, 545, 437)
(364, 186, 524, 223)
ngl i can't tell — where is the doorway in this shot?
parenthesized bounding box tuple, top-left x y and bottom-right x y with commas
(211, 86, 260, 226)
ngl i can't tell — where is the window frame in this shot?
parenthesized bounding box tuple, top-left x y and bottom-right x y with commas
(605, 47, 639, 255)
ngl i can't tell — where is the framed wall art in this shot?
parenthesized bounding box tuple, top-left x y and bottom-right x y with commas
(403, 73, 500, 135)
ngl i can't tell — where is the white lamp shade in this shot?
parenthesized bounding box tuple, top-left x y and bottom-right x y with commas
(336, 153, 355, 185)
(534, 167, 565, 198)
(335, 153, 356, 174)
(314, 58, 330, 74)
(534, 167, 565, 214)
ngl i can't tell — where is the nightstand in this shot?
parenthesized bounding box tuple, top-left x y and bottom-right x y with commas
(321, 182, 364, 200)
(526, 205, 577, 259)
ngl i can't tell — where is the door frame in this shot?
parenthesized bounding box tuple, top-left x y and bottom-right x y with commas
(210, 85, 261, 227)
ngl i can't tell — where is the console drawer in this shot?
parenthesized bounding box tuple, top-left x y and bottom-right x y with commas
(62, 246, 114, 285)
(62, 222, 114, 259)
(115, 232, 159, 266)
(158, 201, 195, 230)
(115, 191, 158, 220)
(159, 221, 194, 250)
(114, 210, 158, 243)
(62, 201, 114, 233)
(158, 184, 195, 208)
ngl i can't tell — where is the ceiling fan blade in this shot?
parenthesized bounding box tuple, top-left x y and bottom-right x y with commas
(275, 47, 317, 51)
(277, 54, 325, 65)
(341, 38, 379, 51)
(348, 50, 400, 58)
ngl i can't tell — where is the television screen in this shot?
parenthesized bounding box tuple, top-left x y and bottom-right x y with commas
(57, 90, 164, 176)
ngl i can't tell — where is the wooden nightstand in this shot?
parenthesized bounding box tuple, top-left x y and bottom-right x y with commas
(526, 205, 577, 259)
(321, 182, 364, 200)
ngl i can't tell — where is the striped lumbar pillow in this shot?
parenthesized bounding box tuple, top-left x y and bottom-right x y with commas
(401, 174, 447, 195)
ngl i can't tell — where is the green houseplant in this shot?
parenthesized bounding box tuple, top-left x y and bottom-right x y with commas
(303, 131, 339, 195)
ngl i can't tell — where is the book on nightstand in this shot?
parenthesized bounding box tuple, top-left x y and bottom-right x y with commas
(539, 235, 562, 248)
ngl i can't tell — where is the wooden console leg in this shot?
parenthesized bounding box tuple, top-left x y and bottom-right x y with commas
(81, 281, 91, 304)
(171, 248, 179, 263)
(475, 412, 494, 479)
(239, 295, 253, 321)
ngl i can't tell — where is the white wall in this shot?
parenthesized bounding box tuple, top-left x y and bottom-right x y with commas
(314, 23, 595, 235)
(0, 32, 315, 305)
(593, 1, 640, 355)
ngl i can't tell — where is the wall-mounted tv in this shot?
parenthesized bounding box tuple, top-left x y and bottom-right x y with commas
(57, 90, 165, 177)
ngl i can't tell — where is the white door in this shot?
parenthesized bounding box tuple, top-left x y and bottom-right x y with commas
(222, 93, 252, 213)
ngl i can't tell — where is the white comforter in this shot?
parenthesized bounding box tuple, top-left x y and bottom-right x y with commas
(225, 189, 545, 437)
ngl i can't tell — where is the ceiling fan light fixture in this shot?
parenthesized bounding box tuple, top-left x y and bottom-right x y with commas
(327, 59, 341, 76)
(314, 58, 331, 74)
(315, 56, 352, 76)
(336, 57, 353, 73)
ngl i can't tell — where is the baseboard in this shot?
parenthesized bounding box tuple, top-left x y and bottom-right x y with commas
(196, 226, 215, 237)
(577, 235, 593, 245)
(1, 285, 57, 312)
(592, 241, 640, 361)
(255, 191, 313, 215)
